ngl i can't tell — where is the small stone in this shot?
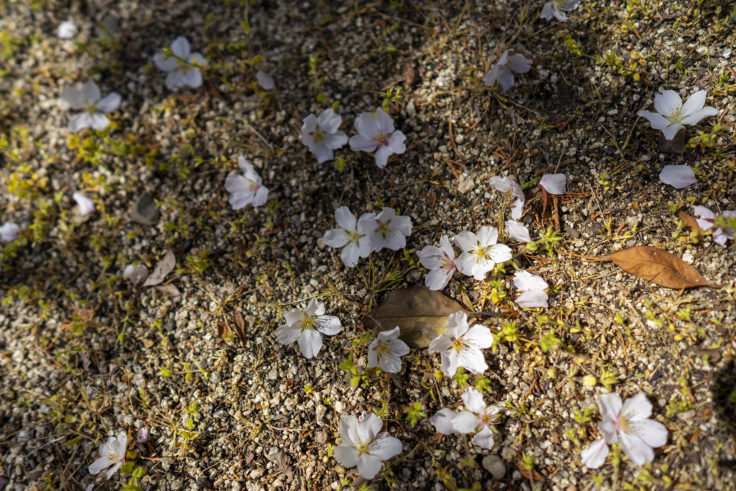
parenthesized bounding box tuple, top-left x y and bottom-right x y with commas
(268, 368, 278, 380)
(129, 192, 160, 225)
(482, 454, 506, 480)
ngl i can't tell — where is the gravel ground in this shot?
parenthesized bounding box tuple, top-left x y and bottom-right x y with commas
(1, 0, 735, 490)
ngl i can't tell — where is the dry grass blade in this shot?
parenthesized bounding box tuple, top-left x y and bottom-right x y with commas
(363, 285, 467, 348)
(603, 246, 712, 289)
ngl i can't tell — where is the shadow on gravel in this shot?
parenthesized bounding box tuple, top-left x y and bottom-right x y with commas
(711, 357, 736, 471)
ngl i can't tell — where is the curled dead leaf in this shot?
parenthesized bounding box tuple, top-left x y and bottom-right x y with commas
(678, 210, 703, 241)
(363, 286, 468, 348)
(603, 246, 712, 289)
(143, 250, 176, 287)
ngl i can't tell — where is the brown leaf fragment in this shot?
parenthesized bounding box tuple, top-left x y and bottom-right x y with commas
(363, 286, 468, 348)
(678, 210, 703, 240)
(143, 250, 176, 287)
(603, 246, 712, 289)
(232, 311, 248, 349)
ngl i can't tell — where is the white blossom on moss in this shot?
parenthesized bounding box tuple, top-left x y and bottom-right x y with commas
(301, 108, 348, 163)
(334, 414, 402, 480)
(428, 312, 493, 376)
(349, 107, 406, 168)
(274, 298, 342, 359)
(153, 36, 208, 91)
(638, 89, 718, 140)
(89, 432, 127, 480)
(61, 81, 121, 132)
(224, 157, 268, 209)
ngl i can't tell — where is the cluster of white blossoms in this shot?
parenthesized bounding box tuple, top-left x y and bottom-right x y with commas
(60, 36, 211, 133)
(301, 107, 406, 168)
(322, 206, 412, 267)
(430, 387, 502, 449)
(581, 393, 668, 468)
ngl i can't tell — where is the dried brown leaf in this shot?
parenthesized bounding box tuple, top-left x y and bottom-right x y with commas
(232, 311, 248, 349)
(603, 246, 711, 289)
(678, 210, 703, 239)
(143, 250, 176, 287)
(363, 286, 467, 348)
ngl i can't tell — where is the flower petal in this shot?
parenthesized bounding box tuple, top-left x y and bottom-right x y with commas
(622, 393, 652, 421)
(681, 106, 718, 126)
(334, 444, 359, 468)
(619, 432, 654, 466)
(334, 206, 356, 231)
(452, 411, 479, 434)
(430, 408, 457, 435)
(81, 81, 101, 103)
(61, 86, 86, 109)
(323, 228, 349, 248)
(598, 393, 622, 423)
(515, 290, 549, 308)
(425, 268, 452, 290)
(472, 426, 495, 449)
(370, 435, 402, 460)
(69, 113, 93, 132)
(581, 438, 609, 469)
(171, 36, 191, 58)
(680, 90, 706, 117)
(513, 270, 548, 291)
(374, 144, 392, 168)
(659, 165, 697, 189)
(461, 387, 486, 414)
(96, 92, 121, 113)
(540, 173, 567, 195)
(274, 325, 299, 345)
(654, 90, 682, 117)
(297, 329, 322, 358)
(356, 454, 383, 480)
(316, 315, 342, 336)
(255, 70, 275, 90)
(153, 52, 177, 71)
(505, 220, 531, 242)
(637, 419, 668, 448)
(88, 456, 113, 475)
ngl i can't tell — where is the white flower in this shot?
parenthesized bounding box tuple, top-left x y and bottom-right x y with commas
(454, 226, 512, 281)
(541, 0, 581, 21)
(694, 206, 736, 247)
(255, 70, 275, 90)
(489, 176, 525, 219)
(123, 264, 148, 285)
(89, 431, 127, 479)
(322, 206, 373, 267)
(417, 235, 456, 290)
(349, 107, 406, 168)
(367, 326, 410, 373)
(0, 222, 21, 242)
(659, 165, 697, 189)
(362, 207, 412, 252)
(540, 173, 567, 195)
(428, 311, 493, 376)
(430, 408, 458, 435)
(73, 192, 95, 217)
(637, 89, 718, 140)
(452, 387, 502, 449)
(334, 414, 403, 480)
(512, 270, 549, 308)
(274, 298, 342, 359)
(581, 437, 609, 469)
(482, 49, 532, 91)
(301, 108, 348, 163)
(57, 20, 77, 39)
(61, 81, 121, 132)
(224, 157, 268, 209)
(582, 392, 668, 468)
(505, 220, 531, 243)
(153, 36, 208, 91)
